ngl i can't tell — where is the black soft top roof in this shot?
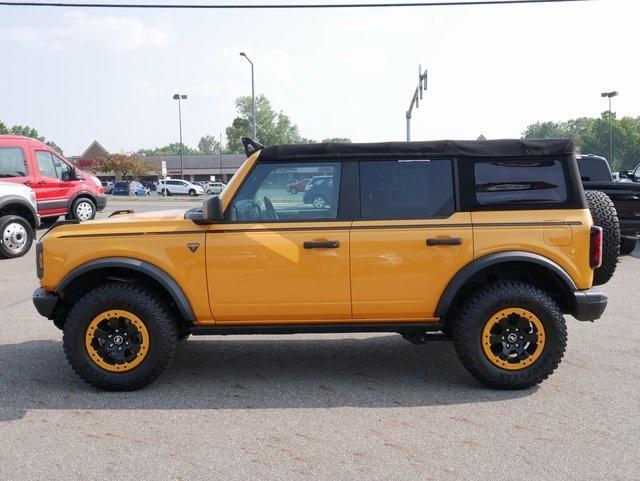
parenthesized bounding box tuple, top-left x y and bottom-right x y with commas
(258, 138, 575, 161)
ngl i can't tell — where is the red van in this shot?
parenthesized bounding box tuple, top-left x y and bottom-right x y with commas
(0, 136, 106, 225)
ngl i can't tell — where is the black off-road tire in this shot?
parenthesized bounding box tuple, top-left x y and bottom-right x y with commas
(620, 238, 637, 256)
(0, 215, 34, 259)
(451, 281, 567, 390)
(63, 283, 178, 391)
(585, 190, 620, 286)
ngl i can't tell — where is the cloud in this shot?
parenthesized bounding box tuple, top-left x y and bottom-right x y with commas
(1, 11, 173, 51)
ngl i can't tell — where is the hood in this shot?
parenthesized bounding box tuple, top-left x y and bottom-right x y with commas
(43, 209, 202, 239)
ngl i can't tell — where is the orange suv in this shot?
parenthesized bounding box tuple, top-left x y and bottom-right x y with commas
(33, 138, 614, 391)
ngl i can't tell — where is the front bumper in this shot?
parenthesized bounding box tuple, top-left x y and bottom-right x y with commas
(32, 287, 59, 319)
(572, 290, 608, 321)
(96, 194, 108, 212)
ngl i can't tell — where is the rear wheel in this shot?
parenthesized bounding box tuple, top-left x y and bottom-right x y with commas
(63, 283, 178, 391)
(451, 281, 566, 390)
(312, 196, 327, 208)
(585, 190, 620, 285)
(620, 238, 637, 255)
(0, 215, 33, 258)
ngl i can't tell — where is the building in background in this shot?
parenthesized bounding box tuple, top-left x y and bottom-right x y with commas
(71, 141, 245, 183)
(143, 154, 245, 183)
(69, 140, 110, 170)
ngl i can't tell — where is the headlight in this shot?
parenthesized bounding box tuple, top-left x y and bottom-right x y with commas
(29, 190, 37, 206)
(91, 175, 102, 187)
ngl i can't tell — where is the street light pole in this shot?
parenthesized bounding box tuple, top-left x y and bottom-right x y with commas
(405, 65, 428, 141)
(240, 52, 257, 140)
(173, 93, 188, 179)
(601, 90, 618, 166)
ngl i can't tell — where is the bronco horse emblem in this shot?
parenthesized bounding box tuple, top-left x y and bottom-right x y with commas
(186, 242, 200, 253)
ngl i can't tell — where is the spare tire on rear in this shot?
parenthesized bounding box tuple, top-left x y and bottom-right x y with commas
(585, 190, 619, 286)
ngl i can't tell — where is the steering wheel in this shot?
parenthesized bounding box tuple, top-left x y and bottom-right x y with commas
(263, 196, 278, 221)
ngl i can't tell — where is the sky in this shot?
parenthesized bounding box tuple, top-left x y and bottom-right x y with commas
(0, 0, 638, 156)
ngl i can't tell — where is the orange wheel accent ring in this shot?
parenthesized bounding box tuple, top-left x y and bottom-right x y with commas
(481, 307, 546, 371)
(85, 310, 150, 373)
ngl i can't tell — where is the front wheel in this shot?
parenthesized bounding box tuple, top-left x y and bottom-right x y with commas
(0, 215, 34, 258)
(451, 281, 566, 390)
(188, 189, 196, 197)
(63, 283, 178, 391)
(68, 197, 96, 221)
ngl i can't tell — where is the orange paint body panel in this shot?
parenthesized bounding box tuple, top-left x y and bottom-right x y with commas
(350, 213, 473, 319)
(471, 209, 594, 290)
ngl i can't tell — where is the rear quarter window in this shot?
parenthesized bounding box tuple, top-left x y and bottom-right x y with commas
(474, 159, 568, 206)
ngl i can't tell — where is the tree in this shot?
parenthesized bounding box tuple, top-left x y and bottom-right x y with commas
(0, 121, 63, 154)
(322, 137, 352, 143)
(522, 114, 640, 171)
(91, 153, 158, 179)
(225, 95, 304, 153)
(198, 135, 222, 154)
(137, 143, 198, 156)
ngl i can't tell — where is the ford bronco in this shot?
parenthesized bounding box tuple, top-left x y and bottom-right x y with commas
(33, 138, 612, 391)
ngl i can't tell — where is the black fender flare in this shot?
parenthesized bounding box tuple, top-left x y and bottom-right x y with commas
(434, 251, 578, 317)
(0, 195, 38, 228)
(57, 257, 196, 322)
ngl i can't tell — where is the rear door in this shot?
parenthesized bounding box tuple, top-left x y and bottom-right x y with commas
(350, 159, 473, 320)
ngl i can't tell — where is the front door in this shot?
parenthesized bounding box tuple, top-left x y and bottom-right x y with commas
(207, 161, 351, 322)
(350, 159, 473, 320)
(33, 150, 75, 216)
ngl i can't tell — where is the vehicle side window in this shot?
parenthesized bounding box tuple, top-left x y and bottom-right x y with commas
(0, 148, 27, 178)
(359, 159, 455, 220)
(53, 156, 71, 180)
(577, 157, 610, 181)
(474, 159, 567, 205)
(230, 162, 341, 222)
(35, 151, 58, 179)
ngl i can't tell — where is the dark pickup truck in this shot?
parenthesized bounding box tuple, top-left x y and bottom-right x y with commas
(578, 154, 640, 254)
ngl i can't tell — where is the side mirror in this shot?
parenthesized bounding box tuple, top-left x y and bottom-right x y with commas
(64, 167, 78, 181)
(203, 195, 224, 222)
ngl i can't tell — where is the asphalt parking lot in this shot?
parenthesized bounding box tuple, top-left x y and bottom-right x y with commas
(0, 199, 639, 480)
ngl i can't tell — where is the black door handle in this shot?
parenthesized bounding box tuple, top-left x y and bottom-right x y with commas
(304, 241, 340, 249)
(426, 237, 462, 246)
